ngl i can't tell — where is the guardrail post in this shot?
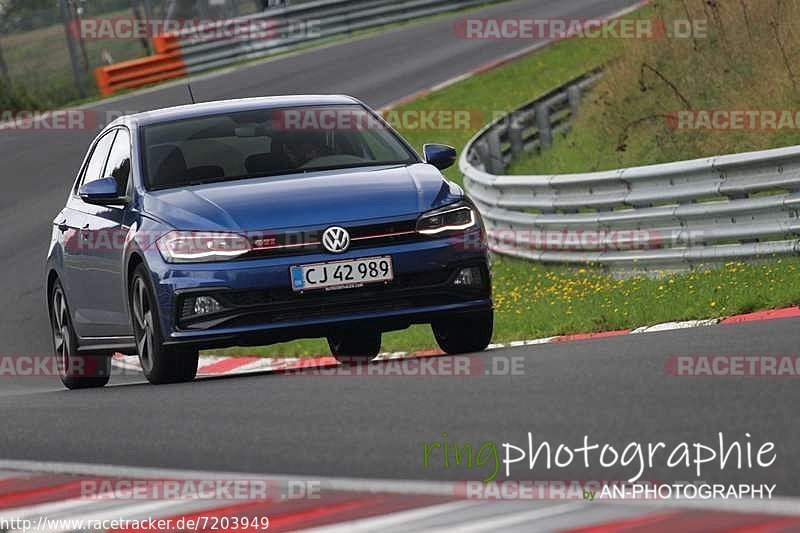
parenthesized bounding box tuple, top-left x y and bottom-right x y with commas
(474, 140, 491, 172)
(508, 111, 525, 158)
(535, 103, 553, 149)
(567, 85, 582, 117)
(486, 129, 504, 174)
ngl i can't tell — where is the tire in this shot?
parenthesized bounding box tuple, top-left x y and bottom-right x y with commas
(327, 329, 382, 365)
(49, 280, 111, 390)
(433, 310, 494, 355)
(130, 264, 199, 384)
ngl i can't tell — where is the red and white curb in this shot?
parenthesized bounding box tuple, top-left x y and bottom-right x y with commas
(0, 460, 798, 533)
(112, 307, 800, 378)
(111, 350, 427, 378)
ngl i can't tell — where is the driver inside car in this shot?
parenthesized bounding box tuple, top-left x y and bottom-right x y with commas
(283, 131, 335, 167)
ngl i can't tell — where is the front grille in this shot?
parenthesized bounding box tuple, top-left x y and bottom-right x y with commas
(225, 292, 457, 328)
(219, 269, 452, 308)
(242, 219, 423, 258)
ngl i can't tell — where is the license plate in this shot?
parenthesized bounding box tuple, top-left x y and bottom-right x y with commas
(291, 256, 394, 292)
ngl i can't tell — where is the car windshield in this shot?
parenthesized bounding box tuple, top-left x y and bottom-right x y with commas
(141, 104, 418, 190)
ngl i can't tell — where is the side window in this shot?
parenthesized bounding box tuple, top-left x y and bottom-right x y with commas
(81, 131, 116, 188)
(103, 129, 131, 196)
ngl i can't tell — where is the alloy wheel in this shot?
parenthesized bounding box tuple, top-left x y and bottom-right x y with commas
(51, 286, 72, 376)
(131, 277, 156, 374)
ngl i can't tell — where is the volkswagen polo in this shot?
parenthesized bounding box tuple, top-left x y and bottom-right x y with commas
(45, 96, 493, 388)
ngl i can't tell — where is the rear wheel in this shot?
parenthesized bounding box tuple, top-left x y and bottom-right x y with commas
(328, 329, 382, 365)
(433, 310, 494, 355)
(130, 265, 198, 384)
(49, 280, 111, 390)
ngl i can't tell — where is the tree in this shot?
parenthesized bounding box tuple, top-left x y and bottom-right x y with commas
(129, 0, 151, 54)
(0, 40, 7, 80)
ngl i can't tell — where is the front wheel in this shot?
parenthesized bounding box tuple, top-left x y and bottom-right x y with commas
(433, 310, 494, 355)
(50, 280, 111, 390)
(130, 265, 199, 385)
(328, 329, 382, 365)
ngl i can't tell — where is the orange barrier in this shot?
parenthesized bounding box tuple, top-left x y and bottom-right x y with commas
(152, 34, 181, 55)
(94, 35, 185, 96)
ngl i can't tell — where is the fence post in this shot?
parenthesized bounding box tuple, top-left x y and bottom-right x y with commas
(68, 0, 90, 74)
(508, 110, 524, 158)
(140, 0, 154, 19)
(567, 84, 582, 117)
(130, 0, 153, 55)
(486, 129, 504, 174)
(535, 103, 552, 149)
(475, 140, 491, 172)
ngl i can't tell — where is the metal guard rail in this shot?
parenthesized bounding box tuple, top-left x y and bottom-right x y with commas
(461, 72, 800, 270)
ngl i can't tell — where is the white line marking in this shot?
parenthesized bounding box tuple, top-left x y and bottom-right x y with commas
(0, 497, 106, 522)
(297, 501, 480, 533)
(631, 319, 722, 334)
(418, 502, 587, 532)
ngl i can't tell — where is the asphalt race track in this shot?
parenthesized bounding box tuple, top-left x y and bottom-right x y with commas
(1, 0, 797, 503)
(0, 317, 798, 495)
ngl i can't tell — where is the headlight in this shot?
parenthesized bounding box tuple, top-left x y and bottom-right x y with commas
(417, 204, 477, 235)
(157, 231, 251, 263)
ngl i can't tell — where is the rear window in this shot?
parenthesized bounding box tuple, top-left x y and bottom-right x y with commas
(141, 105, 418, 190)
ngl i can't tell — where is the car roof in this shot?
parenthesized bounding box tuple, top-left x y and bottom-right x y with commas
(118, 95, 363, 128)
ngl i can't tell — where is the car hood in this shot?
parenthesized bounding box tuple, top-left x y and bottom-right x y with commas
(142, 164, 462, 231)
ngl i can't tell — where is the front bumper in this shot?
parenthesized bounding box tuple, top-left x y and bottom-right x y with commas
(147, 232, 491, 349)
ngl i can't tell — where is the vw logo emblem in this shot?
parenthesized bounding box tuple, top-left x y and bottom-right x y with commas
(322, 226, 351, 254)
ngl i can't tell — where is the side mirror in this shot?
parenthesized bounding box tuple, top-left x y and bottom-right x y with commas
(423, 144, 457, 171)
(79, 177, 125, 206)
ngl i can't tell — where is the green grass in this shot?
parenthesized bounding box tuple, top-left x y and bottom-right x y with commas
(0, 9, 149, 107)
(509, 0, 800, 174)
(212, 256, 800, 358)
(489, 258, 800, 338)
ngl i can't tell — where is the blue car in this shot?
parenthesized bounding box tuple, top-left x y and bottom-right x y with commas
(46, 96, 493, 388)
